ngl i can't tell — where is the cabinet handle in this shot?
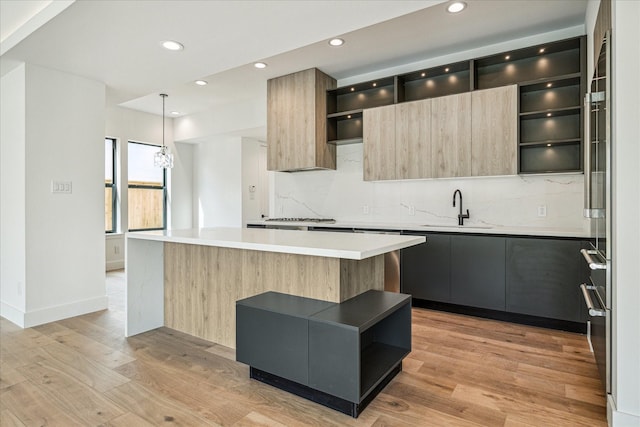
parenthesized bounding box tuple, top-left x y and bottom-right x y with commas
(580, 283, 606, 317)
(583, 93, 593, 218)
(580, 249, 607, 270)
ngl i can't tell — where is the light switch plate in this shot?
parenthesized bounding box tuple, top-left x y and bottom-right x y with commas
(51, 180, 72, 194)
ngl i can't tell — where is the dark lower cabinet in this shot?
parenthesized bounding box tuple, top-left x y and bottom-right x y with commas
(400, 231, 589, 330)
(506, 238, 588, 322)
(400, 233, 451, 302)
(450, 235, 506, 311)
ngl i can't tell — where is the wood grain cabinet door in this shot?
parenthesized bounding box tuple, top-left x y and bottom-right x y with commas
(396, 99, 432, 179)
(363, 104, 397, 181)
(471, 85, 517, 176)
(267, 68, 336, 171)
(431, 93, 472, 178)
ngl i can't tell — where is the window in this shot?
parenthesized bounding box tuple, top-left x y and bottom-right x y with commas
(105, 138, 117, 233)
(128, 141, 166, 231)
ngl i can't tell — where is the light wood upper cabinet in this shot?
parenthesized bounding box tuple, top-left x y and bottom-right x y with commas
(431, 92, 472, 178)
(267, 68, 336, 171)
(396, 99, 432, 179)
(471, 85, 518, 176)
(363, 105, 396, 181)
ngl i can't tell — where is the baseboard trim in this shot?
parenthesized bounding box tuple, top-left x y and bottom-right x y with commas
(106, 260, 124, 271)
(23, 295, 108, 328)
(0, 302, 26, 328)
(608, 394, 640, 427)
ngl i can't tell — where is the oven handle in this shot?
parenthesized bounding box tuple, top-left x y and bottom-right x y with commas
(580, 283, 607, 317)
(580, 249, 607, 270)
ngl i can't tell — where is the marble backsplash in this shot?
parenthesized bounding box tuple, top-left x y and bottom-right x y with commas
(272, 144, 589, 232)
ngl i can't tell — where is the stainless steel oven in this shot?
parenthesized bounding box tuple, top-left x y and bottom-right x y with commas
(581, 31, 611, 394)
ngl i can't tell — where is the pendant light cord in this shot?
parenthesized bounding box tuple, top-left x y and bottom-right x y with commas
(160, 93, 168, 148)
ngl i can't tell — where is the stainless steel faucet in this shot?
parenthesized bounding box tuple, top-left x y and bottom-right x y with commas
(453, 189, 470, 226)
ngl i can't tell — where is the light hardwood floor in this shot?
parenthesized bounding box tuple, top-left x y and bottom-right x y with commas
(0, 270, 606, 426)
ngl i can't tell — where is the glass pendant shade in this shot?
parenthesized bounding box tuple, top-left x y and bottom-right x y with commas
(154, 145, 174, 168)
(155, 93, 174, 168)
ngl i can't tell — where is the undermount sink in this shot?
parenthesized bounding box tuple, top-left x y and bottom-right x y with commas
(420, 224, 494, 229)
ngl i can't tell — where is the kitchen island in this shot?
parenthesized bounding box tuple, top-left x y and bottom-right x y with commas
(125, 227, 424, 348)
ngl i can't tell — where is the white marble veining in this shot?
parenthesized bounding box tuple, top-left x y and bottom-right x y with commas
(273, 144, 589, 234)
(127, 227, 425, 260)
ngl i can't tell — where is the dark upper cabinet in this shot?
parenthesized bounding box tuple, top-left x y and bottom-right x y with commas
(506, 238, 587, 322)
(450, 235, 506, 311)
(400, 233, 451, 302)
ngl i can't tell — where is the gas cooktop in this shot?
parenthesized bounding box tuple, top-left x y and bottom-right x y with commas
(265, 218, 336, 223)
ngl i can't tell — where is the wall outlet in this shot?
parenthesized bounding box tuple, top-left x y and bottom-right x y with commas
(537, 205, 547, 217)
(409, 205, 415, 216)
(362, 205, 370, 215)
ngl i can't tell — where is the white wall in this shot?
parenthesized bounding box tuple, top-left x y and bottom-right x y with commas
(1, 63, 108, 327)
(241, 138, 264, 225)
(0, 64, 27, 324)
(174, 98, 266, 143)
(193, 136, 263, 228)
(610, 0, 640, 423)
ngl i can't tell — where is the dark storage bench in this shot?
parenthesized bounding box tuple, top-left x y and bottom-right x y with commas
(236, 290, 411, 418)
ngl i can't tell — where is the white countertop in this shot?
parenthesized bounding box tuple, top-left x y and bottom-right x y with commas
(248, 220, 591, 238)
(127, 227, 425, 260)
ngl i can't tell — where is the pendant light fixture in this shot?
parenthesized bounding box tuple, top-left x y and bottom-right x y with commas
(154, 93, 174, 168)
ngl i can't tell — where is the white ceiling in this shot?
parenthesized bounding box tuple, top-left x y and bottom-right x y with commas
(1, 0, 588, 122)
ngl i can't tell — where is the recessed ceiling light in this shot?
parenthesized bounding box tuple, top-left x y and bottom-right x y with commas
(195, 80, 208, 86)
(161, 40, 184, 51)
(329, 38, 345, 47)
(171, 111, 180, 115)
(254, 62, 267, 69)
(447, 1, 467, 13)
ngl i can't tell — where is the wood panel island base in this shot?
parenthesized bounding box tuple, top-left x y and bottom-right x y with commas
(125, 227, 424, 349)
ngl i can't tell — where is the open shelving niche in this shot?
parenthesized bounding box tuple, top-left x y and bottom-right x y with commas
(325, 36, 585, 175)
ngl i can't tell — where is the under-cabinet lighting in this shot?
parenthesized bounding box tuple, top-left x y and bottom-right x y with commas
(161, 40, 184, 51)
(195, 80, 208, 86)
(445, 67, 450, 72)
(350, 87, 355, 91)
(505, 55, 511, 60)
(547, 113, 552, 117)
(329, 38, 345, 47)
(447, 1, 467, 13)
(547, 144, 552, 147)
(372, 82, 377, 87)
(547, 83, 553, 88)
(421, 72, 426, 77)
(347, 115, 351, 119)
(539, 48, 546, 54)
(254, 62, 267, 69)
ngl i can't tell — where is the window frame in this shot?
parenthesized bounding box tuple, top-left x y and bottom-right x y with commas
(105, 137, 117, 234)
(127, 141, 167, 232)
